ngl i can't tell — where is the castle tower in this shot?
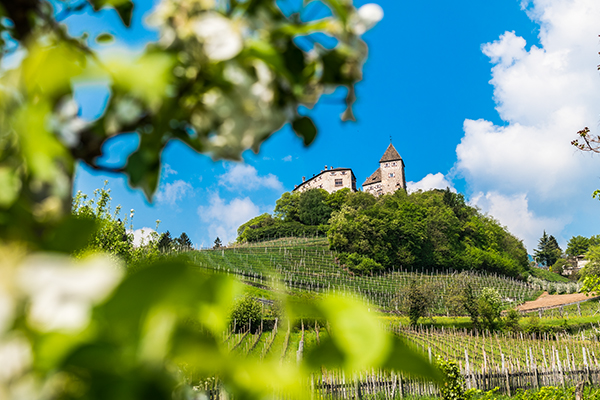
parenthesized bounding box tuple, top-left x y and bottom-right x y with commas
(362, 144, 406, 196)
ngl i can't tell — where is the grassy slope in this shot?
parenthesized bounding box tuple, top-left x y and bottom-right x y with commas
(189, 237, 541, 314)
(529, 267, 570, 282)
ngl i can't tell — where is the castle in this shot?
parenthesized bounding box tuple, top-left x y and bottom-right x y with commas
(293, 144, 406, 196)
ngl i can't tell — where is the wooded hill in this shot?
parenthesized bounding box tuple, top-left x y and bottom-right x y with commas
(237, 188, 530, 278)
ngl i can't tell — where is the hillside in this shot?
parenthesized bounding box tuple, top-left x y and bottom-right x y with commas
(238, 188, 531, 278)
(188, 237, 539, 314)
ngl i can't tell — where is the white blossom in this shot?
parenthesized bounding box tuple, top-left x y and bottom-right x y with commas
(49, 98, 88, 147)
(0, 291, 15, 335)
(18, 254, 124, 332)
(0, 336, 31, 382)
(352, 4, 384, 35)
(192, 13, 243, 61)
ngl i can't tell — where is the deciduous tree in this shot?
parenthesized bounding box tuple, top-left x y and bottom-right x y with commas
(298, 189, 332, 226)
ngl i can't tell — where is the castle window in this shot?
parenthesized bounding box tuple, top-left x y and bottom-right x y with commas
(335, 179, 343, 187)
(331, 172, 336, 175)
(389, 173, 395, 178)
(392, 162, 397, 167)
(385, 163, 389, 168)
(341, 171, 346, 175)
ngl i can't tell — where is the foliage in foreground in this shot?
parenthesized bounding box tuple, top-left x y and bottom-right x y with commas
(0, 250, 441, 399)
(0, 0, 380, 249)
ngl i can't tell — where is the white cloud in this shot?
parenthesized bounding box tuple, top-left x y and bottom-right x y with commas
(219, 164, 283, 191)
(197, 193, 262, 245)
(282, 155, 292, 162)
(407, 173, 455, 194)
(128, 228, 157, 248)
(155, 179, 193, 205)
(162, 163, 177, 178)
(456, 0, 600, 250)
(470, 192, 567, 249)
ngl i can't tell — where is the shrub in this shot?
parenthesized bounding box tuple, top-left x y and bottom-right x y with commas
(344, 253, 383, 275)
(396, 280, 437, 326)
(437, 356, 465, 400)
(478, 287, 502, 331)
(503, 309, 521, 332)
(523, 314, 552, 335)
(230, 295, 263, 332)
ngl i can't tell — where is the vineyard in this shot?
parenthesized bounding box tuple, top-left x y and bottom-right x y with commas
(185, 237, 600, 399)
(189, 319, 600, 399)
(189, 237, 540, 313)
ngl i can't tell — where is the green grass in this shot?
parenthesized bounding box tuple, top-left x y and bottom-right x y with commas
(529, 267, 570, 283)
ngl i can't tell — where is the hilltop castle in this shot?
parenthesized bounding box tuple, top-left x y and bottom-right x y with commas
(293, 144, 406, 196)
(362, 143, 406, 196)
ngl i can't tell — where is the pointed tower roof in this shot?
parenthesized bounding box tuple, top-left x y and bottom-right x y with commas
(379, 143, 402, 163)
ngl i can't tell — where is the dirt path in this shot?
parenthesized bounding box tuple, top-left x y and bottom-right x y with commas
(516, 291, 596, 311)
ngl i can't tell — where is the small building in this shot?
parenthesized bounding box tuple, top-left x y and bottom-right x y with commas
(362, 144, 406, 196)
(293, 166, 357, 194)
(561, 255, 588, 276)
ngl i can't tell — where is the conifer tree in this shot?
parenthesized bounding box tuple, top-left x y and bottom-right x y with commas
(534, 231, 562, 267)
(158, 231, 173, 252)
(213, 237, 222, 249)
(177, 232, 192, 250)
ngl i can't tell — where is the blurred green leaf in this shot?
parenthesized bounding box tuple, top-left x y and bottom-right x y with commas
(106, 53, 174, 110)
(304, 336, 346, 368)
(321, 49, 353, 85)
(14, 101, 72, 183)
(100, 260, 238, 338)
(100, 260, 188, 335)
(22, 42, 86, 97)
(41, 215, 98, 253)
(125, 146, 161, 202)
(292, 116, 317, 146)
(61, 342, 175, 400)
(382, 335, 443, 381)
(320, 0, 351, 23)
(246, 39, 292, 82)
(90, 0, 134, 26)
(96, 33, 115, 44)
(170, 323, 226, 372)
(278, 19, 334, 36)
(283, 39, 306, 82)
(0, 167, 21, 207)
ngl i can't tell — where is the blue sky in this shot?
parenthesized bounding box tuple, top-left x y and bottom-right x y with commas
(68, 0, 600, 251)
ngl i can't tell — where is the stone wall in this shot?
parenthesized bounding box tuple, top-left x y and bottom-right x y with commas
(380, 160, 405, 194)
(295, 168, 356, 194)
(363, 180, 383, 196)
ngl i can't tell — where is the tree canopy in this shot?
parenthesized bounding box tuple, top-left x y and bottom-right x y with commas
(238, 187, 530, 278)
(566, 235, 591, 257)
(328, 189, 530, 277)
